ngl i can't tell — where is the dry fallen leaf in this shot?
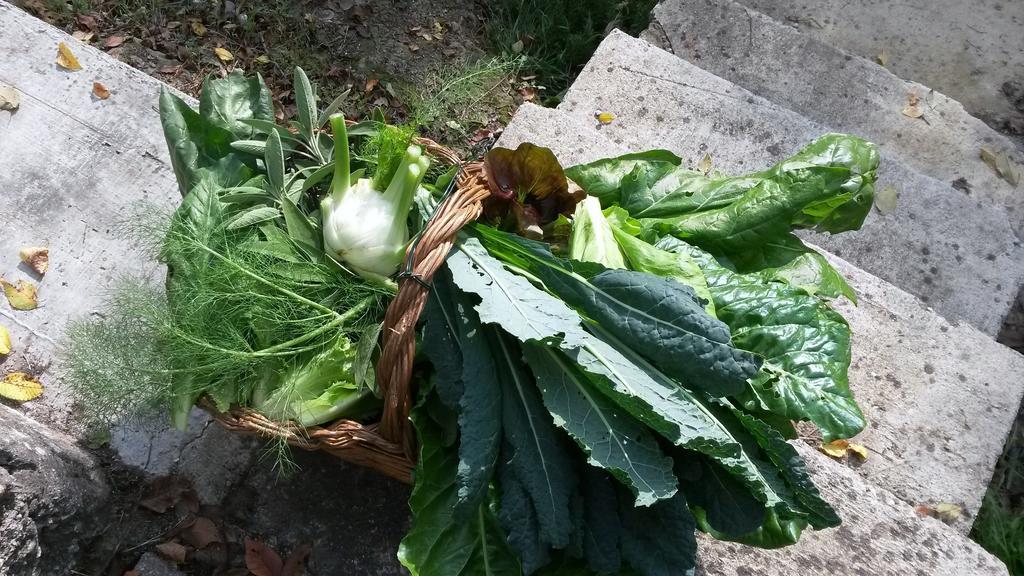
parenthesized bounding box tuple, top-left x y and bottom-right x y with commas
(595, 110, 615, 125)
(408, 43, 420, 52)
(697, 153, 713, 175)
(191, 20, 207, 37)
(182, 517, 224, 549)
(0, 325, 11, 356)
(511, 39, 524, 53)
(71, 30, 94, 42)
(0, 373, 43, 402)
(916, 502, 963, 523)
(245, 537, 284, 576)
(819, 439, 868, 460)
(138, 476, 195, 513)
(92, 81, 110, 100)
(56, 42, 83, 71)
(255, 54, 271, 64)
(19, 246, 49, 274)
(901, 92, 925, 119)
(1, 279, 38, 310)
(876, 49, 890, 66)
(364, 78, 379, 93)
(103, 35, 124, 49)
(155, 541, 189, 564)
(214, 47, 234, 62)
(0, 85, 20, 111)
(980, 146, 1021, 186)
(875, 185, 898, 214)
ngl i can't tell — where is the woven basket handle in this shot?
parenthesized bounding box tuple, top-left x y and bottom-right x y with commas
(375, 148, 490, 456)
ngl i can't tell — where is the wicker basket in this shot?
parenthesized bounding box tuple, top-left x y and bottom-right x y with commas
(202, 138, 490, 484)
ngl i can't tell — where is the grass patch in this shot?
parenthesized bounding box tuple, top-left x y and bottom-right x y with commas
(972, 413, 1024, 575)
(485, 0, 658, 97)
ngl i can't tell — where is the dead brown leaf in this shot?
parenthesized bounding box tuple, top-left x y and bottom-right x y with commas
(155, 541, 189, 564)
(876, 49, 890, 66)
(408, 43, 420, 52)
(182, 517, 223, 549)
(245, 537, 284, 576)
(92, 81, 110, 100)
(138, 476, 194, 514)
(18, 247, 48, 275)
(819, 439, 868, 460)
(72, 30, 94, 42)
(697, 153, 713, 175)
(76, 14, 97, 30)
(56, 42, 83, 71)
(191, 20, 207, 37)
(916, 502, 964, 524)
(518, 86, 537, 102)
(364, 78, 379, 93)
(103, 35, 125, 49)
(158, 63, 181, 75)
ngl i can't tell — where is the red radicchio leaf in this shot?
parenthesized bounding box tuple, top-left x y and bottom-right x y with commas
(482, 143, 582, 236)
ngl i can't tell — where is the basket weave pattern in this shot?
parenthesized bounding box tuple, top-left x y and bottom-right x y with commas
(205, 140, 489, 483)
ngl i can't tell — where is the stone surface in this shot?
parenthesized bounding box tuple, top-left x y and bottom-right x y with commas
(697, 443, 1009, 576)
(132, 552, 185, 576)
(0, 405, 110, 575)
(558, 30, 1024, 338)
(644, 0, 1024, 236)
(499, 103, 1024, 534)
(732, 0, 1024, 140)
(0, 1, 186, 432)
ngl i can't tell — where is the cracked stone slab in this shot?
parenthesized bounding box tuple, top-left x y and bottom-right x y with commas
(732, 0, 1024, 143)
(644, 0, 1024, 236)
(498, 103, 1024, 535)
(557, 29, 1024, 338)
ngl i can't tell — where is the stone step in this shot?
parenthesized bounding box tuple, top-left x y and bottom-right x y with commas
(499, 103, 1024, 536)
(729, 0, 1024, 143)
(642, 0, 1024, 237)
(499, 102, 1014, 575)
(556, 29, 1024, 339)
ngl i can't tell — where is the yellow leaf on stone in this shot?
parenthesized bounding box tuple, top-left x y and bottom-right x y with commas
(56, 41, 83, 71)
(595, 111, 615, 125)
(820, 439, 850, 458)
(214, 47, 234, 63)
(92, 81, 110, 100)
(0, 372, 43, 402)
(1, 278, 38, 310)
(0, 325, 10, 355)
(876, 49, 890, 66)
(191, 21, 207, 37)
(902, 104, 924, 119)
(934, 502, 962, 521)
(980, 146, 1021, 186)
(820, 439, 868, 460)
(19, 247, 49, 275)
(697, 153, 713, 175)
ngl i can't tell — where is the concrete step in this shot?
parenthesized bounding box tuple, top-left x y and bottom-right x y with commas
(642, 0, 1024, 237)
(500, 102, 1015, 575)
(729, 0, 1024, 142)
(556, 30, 1024, 340)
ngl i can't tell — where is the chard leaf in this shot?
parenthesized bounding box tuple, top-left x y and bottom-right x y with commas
(491, 328, 577, 551)
(564, 149, 682, 205)
(569, 197, 626, 269)
(399, 392, 522, 576)
(523, 343, 678, 507)
(617, 487, 697, 576)
(198, 70, 275, 140)
(662, 239, 865, 441)
(422, 269, 504, 520)
(468, 226, 760, 396)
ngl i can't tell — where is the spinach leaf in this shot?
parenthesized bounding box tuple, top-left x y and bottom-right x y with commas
(661, 238, 865, 442)
(197, 70, 275, 140)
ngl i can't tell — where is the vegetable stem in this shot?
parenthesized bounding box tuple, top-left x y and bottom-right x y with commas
(330, 114, 350, 200)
